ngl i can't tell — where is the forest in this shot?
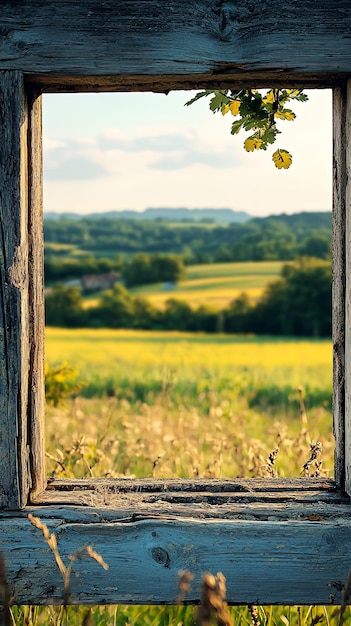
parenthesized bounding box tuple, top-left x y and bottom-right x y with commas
(44, 210, 331, 277)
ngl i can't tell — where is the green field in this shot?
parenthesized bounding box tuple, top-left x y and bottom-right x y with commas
(45, 328, 333, 481)
(129, 260, 285, 309)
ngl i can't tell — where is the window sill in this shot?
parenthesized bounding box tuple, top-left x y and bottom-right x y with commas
(0, 478, 350, 605)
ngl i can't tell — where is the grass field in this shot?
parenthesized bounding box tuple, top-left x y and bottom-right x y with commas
(45, 328, 333, 481)
(128, 261, 285, 309)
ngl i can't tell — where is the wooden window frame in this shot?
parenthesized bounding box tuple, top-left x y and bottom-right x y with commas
(1, 1, 351, 607)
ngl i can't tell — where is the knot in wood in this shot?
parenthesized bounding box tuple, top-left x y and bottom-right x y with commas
(8, 244, 27, 289)
(151, 546, 170, 568)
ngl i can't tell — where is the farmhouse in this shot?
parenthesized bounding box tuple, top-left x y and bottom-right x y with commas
(81, 272, 121, 293)
(0, 0, 351, 608)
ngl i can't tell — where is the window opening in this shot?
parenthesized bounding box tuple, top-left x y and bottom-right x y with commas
(42, 90, 333, 482)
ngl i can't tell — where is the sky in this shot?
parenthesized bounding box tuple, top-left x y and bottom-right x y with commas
(43, 89, 332, 218)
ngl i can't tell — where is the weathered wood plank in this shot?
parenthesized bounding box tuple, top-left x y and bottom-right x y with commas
(333, 85, 347, 490)
(0, 1, 351, 89)
(44, 477, 339, 495)
(0, 71, 30, 509)
(26, 73, 344, 94)
(1, 500, 351, 605)
(345, 80, 351, 497)
(33, 478, 351, 521)
(25, 500, 351, 522)
(39, 489, 348, 507)
(27, 90, 46, 500)
(38, 479, 348, 509)
(45, 477, 342, 495)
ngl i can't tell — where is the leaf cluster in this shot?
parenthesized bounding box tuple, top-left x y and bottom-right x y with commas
(45, 361, 85, 406)
(185, 89, 308, 169)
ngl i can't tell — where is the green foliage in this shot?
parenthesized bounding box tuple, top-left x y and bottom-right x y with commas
(252, 258, 331, 337)
(10, 602, 351, 626)
(185, 88, 309, 168)
(300, 234, 331, 258)
(123, 252, 185, 287)
(193, 303, 219, 333)
(45, 253, 123, 282)
(163, 298, 195, 331)
(43, 212, 332, 267)
(223, 258, 331, 337)
(94, 284, 135, 328)
(133, 296, 161, 329)
(224, 292, 253, 334)
(45, 362, 84, 406)
(45, 283, 84, 327)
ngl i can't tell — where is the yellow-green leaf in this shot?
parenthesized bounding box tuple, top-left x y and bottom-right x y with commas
(263, 90, 275, 104)
(222, 100, 241, 116)
(275, 110, 295, 121)
(272, 149, 292, 169)
(244, 137, 263, 152)
(286, 89, 300, 98)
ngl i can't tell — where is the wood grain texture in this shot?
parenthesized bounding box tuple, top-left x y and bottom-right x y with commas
(345, 80, 351, 496)
(26, 73, 344, 94)
(0, 1, 351, 90)
(333, 85, 347, 490)
(45, 476, 344, 495)
(38, 478, 349, 519)
(0, 71, 30, 509)
(27, 91, 46, 500)
(0, 480, 349, 605)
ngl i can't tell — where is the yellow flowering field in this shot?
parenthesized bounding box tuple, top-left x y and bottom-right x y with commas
(46, 328, 330, 369)
(45, 328, 333, 481)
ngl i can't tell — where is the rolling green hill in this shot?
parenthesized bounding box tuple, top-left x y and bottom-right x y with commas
(84, 261, 285, 310)
(44, 211, 331, 265)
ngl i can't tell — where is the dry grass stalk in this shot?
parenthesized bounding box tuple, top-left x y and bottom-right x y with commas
(338, 569, 351, 626)
(177, 569, 194, 604)
(302, 441, 323, 478)
(262, 447, 280, 478)
(297, 386, 308, 428)
(28, 514, 108, 603)
(28, 514, 66, 578)
(310, 614, 324, 625)
(151, 454, 163, 477)
(0, 553, 14, 626)
(45, 451, 66, 473)
(248, 604, 261, 626)
(195, 572, 233, 626)
(82, 608, 93, 626)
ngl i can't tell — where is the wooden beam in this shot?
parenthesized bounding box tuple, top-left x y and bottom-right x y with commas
(1, 1, 351, 89)
(27, 74, 341, 94)
(0, 479, 350, 605)
(333, 85, 347, 490)
(345, 80, 351, 496)
(0, 71, 30, 509)
(27, 90, 46, 500)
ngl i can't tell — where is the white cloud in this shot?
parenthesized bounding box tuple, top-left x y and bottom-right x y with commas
(44, 127, 242, 182)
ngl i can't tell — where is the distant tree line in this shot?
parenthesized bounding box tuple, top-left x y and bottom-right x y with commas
(45, 254, 123, 282)
(44, 212, 331, 268)
(46, 258, 331, 338)
(122, 253, 185, 287)
(45, 252, 184, 286)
